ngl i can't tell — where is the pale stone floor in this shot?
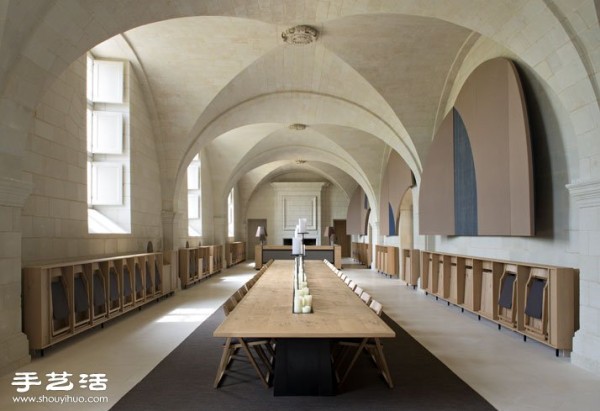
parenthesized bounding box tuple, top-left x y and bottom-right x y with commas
(2, 259, 599, 411)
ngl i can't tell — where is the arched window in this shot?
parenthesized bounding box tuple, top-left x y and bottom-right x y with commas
(187, 154, 202, 236)
(227, 187, 235, 238)
(86, 53, 130, 234)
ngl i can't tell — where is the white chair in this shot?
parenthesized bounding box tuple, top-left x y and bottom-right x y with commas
(360, 291, 372, 305)
(369, 300, 383, 316)
(354, 286, 364, 297)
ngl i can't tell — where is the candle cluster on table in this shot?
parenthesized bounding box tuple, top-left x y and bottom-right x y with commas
(293, 256, 312, 313)
(292, 217, 308, 256)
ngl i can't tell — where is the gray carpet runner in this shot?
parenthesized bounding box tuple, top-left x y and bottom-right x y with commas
(111, 308, 495, 410)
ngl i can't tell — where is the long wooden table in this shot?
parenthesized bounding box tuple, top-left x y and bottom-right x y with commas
(214, 260, 395, 395)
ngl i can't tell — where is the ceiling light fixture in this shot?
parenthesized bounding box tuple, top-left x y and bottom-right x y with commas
(282, 25, 318, 45)
(289, 123, 307, 130)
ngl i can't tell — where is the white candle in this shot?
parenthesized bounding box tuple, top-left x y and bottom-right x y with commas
(302, 287, 309, 295)
(299, 218, 307, 233)
(292, 237, 302, 255)
(293, 296, 303, 313)
(302, 305, 311, 314)
(303, 295, 312, 307)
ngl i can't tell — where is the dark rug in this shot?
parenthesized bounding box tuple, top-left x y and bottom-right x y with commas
(111, 309, 495, 411)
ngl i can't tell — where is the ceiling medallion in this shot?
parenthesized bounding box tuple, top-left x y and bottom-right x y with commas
(289, 123, 307, 130)
(281, 25, 318, 45)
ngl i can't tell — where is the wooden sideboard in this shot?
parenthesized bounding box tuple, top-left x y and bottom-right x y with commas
(375, 245, 399, 277)
(419, 250, 579, 353)
(178, 245, 223, 288)
(254, 245, 342, 270)
(351, 242, 371, 266)
(225, 241, 246, 267)
(400, 248, 421, 287)
(22, 251, 177, 353)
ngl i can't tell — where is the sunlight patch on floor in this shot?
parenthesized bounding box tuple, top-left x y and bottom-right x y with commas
(155, 307, 215, 323)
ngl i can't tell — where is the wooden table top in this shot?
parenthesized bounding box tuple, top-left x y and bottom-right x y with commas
(213, 260, 395, 338)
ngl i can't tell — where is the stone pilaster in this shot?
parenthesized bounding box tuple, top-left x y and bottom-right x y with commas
(213, 216, 227, 246)
(370, 220, 382, 270)
(567, 178, 600, 375)
(0, 176, 33, 375)
(161, 210, 175, 251)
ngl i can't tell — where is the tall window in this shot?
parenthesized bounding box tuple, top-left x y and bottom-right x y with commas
(187, 154, 202, 236)
(227, 187, 235, 238)
(86, 54, 130, 233)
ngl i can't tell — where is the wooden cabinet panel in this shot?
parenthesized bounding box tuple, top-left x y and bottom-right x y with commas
(226, 242, 246, 267)
(415, 250, 578, 353)
(401, 249, 420, 287)
(23, 251, 172, 353)
(375, 245, 399, 277)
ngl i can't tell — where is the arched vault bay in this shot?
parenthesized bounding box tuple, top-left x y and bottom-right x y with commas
(203, 124, 387, 214)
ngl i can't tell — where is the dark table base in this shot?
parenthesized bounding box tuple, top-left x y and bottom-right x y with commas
(273, 338, 335, 396)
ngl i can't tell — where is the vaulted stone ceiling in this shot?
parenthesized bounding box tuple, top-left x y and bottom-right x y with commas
(1, 1, 596, 208)
(90, 13, 475, 212)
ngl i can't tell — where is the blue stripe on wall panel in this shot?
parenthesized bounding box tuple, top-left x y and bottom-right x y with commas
(388, 202, 396, 236)
(453, 108, 478, 235)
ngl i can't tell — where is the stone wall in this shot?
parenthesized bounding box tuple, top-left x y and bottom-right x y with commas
(21, 56, 163, 264)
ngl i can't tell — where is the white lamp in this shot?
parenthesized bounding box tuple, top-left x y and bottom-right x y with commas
(255, 226, 267, 245)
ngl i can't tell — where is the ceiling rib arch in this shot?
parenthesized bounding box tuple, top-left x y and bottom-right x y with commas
(175, 91, 419, 208)
(220, 145, 378, 218)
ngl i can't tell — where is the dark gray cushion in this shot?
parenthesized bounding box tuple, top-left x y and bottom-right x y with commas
(135, 264, 143, 293)
(525, 278, 546, 320)
(189, 254, 196, 276)
(498, 273, 516, 309)
(123, 267, 132, 297)
(109, 268, 119, 302)
(146, 262, 153, 293)
(74, 275, 89, 313)
(93, 270, 106, 307)
(155, 261, 161, 286)
(51, 280, 69, 321)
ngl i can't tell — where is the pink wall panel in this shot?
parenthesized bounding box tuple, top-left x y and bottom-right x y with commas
(380, 151, 413, 236)
(507, 62, 534, 235)
(455, 59, 511, 235)
(418, 57, 533, 236)
(347, 186, 366, 235)
(419, 112, 455, 235)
